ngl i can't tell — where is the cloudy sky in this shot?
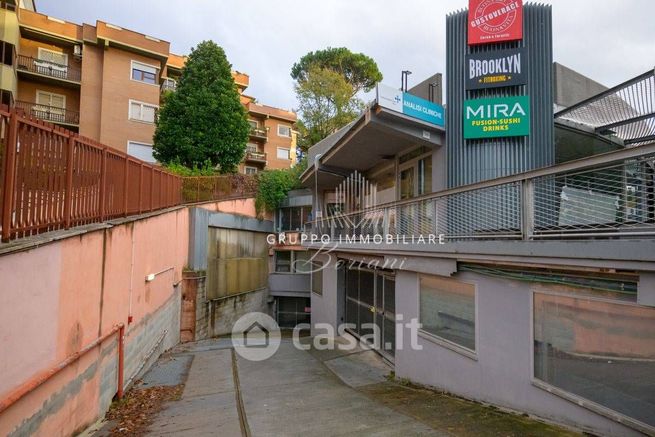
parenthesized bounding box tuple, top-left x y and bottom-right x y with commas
(37, 0, 654, 111)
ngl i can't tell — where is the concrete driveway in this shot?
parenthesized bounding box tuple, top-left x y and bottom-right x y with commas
(136, 337, 577, 437)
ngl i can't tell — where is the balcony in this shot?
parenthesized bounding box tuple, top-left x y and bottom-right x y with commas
(250, 126, 268, 140)
(245, 150, 267, 164)
(304, 144, 655, 247)
(161, 77, 177, 93)
(17, 54, 81, 85)
(16, 100, 80, 127)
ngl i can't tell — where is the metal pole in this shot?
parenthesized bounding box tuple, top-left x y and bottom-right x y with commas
(63, 135, 75, 229)
(1, 111, 19, 242)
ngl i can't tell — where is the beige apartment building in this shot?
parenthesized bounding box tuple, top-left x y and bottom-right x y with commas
(0, 0, 297, 174)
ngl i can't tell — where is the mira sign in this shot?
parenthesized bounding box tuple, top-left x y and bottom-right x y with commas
(463, 96, 530, 139)
(468, 0, 523, 45)
(466, 48, 525, 89)
(377, 83, 445, 127)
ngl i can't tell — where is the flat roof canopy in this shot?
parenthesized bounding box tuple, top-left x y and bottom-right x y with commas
(301, 105, 445, 188)
(555, 69, 655, 146)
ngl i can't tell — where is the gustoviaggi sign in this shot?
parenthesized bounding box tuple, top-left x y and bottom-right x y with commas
(463, 95, 530, 139)
(468, 0, 523, 45)
(466, 48, 526, 89)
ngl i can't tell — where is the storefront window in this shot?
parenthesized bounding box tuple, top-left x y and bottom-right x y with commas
(534, 292, 655, 428)
(279, 206, 310, 231)
(419, 275, 476, 352)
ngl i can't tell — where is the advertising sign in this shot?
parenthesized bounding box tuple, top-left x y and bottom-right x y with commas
(468, 0, 523, 45)
(377, 83, 445, 127)
(466, 48, 526, 89)
(463, 95, 530, 139)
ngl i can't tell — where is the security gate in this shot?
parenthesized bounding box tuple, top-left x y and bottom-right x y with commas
(344, 266, 395, 360)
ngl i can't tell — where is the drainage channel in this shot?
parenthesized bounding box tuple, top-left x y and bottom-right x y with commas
(231, 348, 252, 437)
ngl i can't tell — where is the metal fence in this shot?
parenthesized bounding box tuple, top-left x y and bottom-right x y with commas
(306, 144, 655, 242)
(0, 107, 258, 242)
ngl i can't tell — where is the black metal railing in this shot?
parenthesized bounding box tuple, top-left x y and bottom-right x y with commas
(250, 127, 268, 139)
(17, 54, 81, 83)
(245, 150, 267, 162)
(15, 100, 80, 125)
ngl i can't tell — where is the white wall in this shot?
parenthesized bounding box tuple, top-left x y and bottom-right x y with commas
(394, 269, 642, 437)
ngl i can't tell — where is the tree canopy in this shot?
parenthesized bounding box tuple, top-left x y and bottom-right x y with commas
(291, 48, 382, 153)
(291, 47, 382, 97)
(153, 40, 250, 172)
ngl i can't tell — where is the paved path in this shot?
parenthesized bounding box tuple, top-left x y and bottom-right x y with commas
(139, 337, 577, 437)
(145, 339, 439, 436)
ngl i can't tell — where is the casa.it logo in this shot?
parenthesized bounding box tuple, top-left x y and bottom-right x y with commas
(468, 0, 522, 44)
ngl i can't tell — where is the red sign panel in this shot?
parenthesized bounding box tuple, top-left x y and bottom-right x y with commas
(468, 0, 523, 45)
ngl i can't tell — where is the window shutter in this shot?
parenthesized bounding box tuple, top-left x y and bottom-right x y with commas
(141, 105, 156, 123)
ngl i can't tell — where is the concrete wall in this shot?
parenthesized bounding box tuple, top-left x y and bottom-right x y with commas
(0, 206, 190, 437)
(310, 252, 342, 335)
(394, 269, 642, 437)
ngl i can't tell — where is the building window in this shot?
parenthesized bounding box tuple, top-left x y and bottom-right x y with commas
(0, 41, 15, 66)
(0, 89, 12, 106)
(419, 274, 476, 353)
(277, 147, 290, 160)
(311, 261, 323, 295)
(131, 60, 158, 84)
(37, 47, 67, 66)
(278, 206, 311, 231)
(127, 141, 156, 163)
(36, 90, 65, 111)
(248, 119, 259, 129)
(275, 250, 311, 274)
(277, 124, 291, 137)
(534, 291, 655, 429)
(246, 143, 258, 153)
(275, 251, 292, 273)
(244, 166, 258, 175)
(129, 100, 158, 123)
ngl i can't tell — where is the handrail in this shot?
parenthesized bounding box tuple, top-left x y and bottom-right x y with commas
(0, 324, 124, 415)
(15, 100, 80, 125)
(16, 54, 81, 82)
(305, 143, 655, 241)
(309, 143, 655, 221)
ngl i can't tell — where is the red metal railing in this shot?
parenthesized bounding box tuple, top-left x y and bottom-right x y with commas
(0, 107, 184, 242)
(0, 106, 259, 243)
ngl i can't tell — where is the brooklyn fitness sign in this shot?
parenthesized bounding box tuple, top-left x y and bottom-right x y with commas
(466, 48, 526, 89)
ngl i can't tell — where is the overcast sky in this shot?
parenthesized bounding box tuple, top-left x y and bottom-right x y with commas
(37, 0, 654, 111)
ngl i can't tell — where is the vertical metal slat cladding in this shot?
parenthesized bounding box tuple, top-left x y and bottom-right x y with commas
(447, 4, 554, 188)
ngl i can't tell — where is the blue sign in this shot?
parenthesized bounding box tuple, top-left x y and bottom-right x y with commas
(377, 84, 445, 127)
(402, 92, 445, 127)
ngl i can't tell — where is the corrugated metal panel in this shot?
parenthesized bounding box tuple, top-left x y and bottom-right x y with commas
(447, 4, 554, 188)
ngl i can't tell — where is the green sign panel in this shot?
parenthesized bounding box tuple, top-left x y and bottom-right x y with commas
(463, 95, 530, 139)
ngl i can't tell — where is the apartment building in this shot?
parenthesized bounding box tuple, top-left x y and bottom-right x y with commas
(0, 0, 296, 173)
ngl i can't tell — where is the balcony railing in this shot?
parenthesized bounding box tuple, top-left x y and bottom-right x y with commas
(305, 144, 655, 243)
(250, 126, 268, 140)
(16, 54, 81, 83)
(245, 150, 267, 163)
(161, 78, 177, 93)
(16, 101, 80, 126)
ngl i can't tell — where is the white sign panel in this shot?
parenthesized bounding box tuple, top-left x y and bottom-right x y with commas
(377, 83, 404, 113)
